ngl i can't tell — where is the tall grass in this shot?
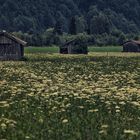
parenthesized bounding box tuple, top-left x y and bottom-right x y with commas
(0, 54, 140, 140)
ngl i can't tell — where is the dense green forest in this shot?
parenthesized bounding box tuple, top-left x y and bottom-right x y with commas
(0, 0, 140, 46)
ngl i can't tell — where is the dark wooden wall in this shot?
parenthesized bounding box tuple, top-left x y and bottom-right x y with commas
(123, 42, 140, 52)
(60, 43, 88, 54)
(0, 35, 24, 60)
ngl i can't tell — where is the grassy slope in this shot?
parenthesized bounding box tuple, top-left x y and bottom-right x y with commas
(25, 46, 123, 54)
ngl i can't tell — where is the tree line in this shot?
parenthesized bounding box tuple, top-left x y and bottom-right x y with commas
(0, 0, 140, 46)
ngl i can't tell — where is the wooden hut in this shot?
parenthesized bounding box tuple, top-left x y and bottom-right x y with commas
(0, 31, 27, 60)
(123, 40, 140, 52)
(60, 39, 88, 54)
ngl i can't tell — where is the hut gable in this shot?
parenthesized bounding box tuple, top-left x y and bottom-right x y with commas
(0, 31, 27, 60)
(123, 40, 140, 52)
(60, 39, 88, 54)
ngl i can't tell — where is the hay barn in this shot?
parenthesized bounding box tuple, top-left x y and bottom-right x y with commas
(0, 31, 27, 60)
(60, 39, 88, 54)
(123, 40, 140, 52)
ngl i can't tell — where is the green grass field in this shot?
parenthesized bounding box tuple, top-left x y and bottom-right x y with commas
(89, 46, 123, 52)
(25, 46, 59, 54)
(25, 46, 123, 54)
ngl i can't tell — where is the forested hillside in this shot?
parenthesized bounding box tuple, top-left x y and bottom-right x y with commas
(0, 0, 140, 33)
(0, 0, 140, 45)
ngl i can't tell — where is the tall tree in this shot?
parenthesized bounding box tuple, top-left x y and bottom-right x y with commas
(0, 16, 9, 30)
(69, 16, 77, 35)
(54, 20, 63, 35)
(76, 16, 87, 33)
(90, 13, 111, 35)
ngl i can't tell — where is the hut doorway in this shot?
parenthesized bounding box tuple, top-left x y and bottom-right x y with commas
(60, 47, 68, 54)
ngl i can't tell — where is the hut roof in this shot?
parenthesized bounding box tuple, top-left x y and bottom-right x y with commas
(62, 39, 76, 47)
(0, 31, 27, 46)
(123, 40, 140, 45)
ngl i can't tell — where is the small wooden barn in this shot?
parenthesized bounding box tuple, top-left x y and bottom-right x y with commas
(60, 39, 88, 54)
(0, 31, 27, 60)
(123, 40, 140, 52)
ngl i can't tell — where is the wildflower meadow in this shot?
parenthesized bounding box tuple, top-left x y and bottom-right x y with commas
(0, 53, 140, 140)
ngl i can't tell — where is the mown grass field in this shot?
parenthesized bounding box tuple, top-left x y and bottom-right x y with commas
(25, 46, 59, 54)
(0, 52, 140, 140)
(25, 46, 123, 54)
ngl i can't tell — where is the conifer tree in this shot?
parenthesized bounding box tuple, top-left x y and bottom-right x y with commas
(54, 20, 63, 35)
(69, 17, 77, 35)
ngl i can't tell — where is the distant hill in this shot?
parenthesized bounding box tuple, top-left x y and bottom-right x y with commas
(0, 0, 140, 34)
